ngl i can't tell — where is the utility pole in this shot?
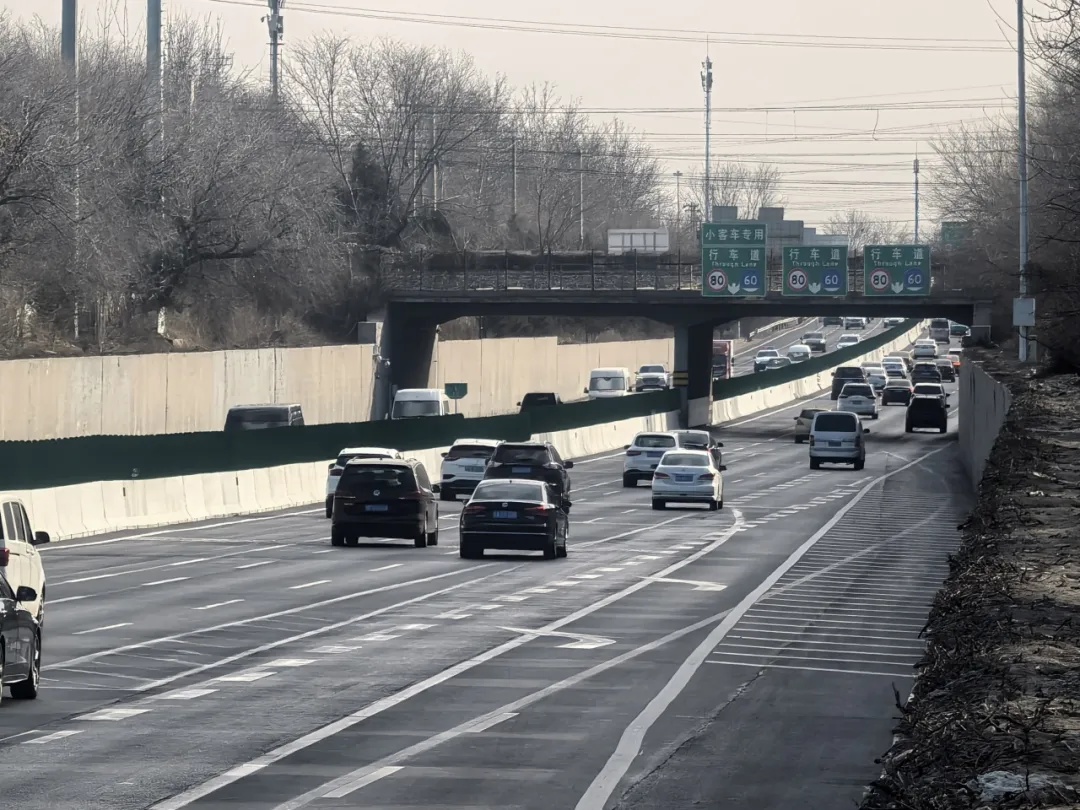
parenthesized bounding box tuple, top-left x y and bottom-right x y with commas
(578, 149, 585, 248)
(148, 0, 167, 338)
(1017, 0, 1034, 363)
(61, 0, 77, 64)
(674, 170, 682, 252)
(431, 111, 439, 210)
(63, 0, 79, 338)
(511, 136, 518, 217)
(264, 0, 285, 99)
(701, 55, 713, 223)
(913, 156, 920, 242)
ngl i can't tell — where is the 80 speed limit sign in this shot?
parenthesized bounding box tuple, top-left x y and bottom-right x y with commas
(787, 268, 808, 291)
(706, 269, 728, 293)
(869, 269, 891, 291)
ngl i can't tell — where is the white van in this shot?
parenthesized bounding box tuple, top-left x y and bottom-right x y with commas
(0, 496, 49, 627)
(390, 388, 452, 419)
(585, 367, 632, 399)
(808, 411, 869, 470)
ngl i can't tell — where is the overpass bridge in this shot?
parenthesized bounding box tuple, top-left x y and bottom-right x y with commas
(373, 253, 992, 426)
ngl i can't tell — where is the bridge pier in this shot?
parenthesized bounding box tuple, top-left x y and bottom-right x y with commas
(383, 307, 439, 416)
(674, 322, 714, 429)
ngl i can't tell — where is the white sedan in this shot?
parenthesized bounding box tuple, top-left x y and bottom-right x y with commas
(837, 333, 861, 349)
(650, 449, 725, 511)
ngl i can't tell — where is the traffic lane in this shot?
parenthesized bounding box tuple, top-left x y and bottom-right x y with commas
(606, 444, 970, 810)
(135, 425, 955, 810)
(0, 508, 750, 810)
(0, 431, 865, 804)
(731, 320, 876, 376)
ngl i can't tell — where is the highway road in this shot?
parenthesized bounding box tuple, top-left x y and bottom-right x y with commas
(0, 335, 971, 810)
(729, 317, 889, 376)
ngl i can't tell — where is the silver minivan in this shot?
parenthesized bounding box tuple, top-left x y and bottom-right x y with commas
(808, 411, 870, 470)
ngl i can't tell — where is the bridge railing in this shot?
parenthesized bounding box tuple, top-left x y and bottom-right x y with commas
(382, 264, 964, 296)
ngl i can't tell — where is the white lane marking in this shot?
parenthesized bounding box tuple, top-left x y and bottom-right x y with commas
(310, 645, 360, 654)
(45, 568, 512, 688)
(708, 660, 913, 678)
(155, 688, 219, 700)
(620, 509, 636, 514)
(148, 514, 747, 810)
(49, 595, 90, 605)
(571, 574, 602, 580)
(194, 599, 244, 611)
(73, 623, 132, 635)
(465, 712, 519, 733)
(265, 659, 317, 668)
(216, 670, 276, 683)
(500, 627, 616, 650)
(78, 708, 151, 721)
(289, 580, 330, 590)
(52, 548, 274, 586)
(312, 549, 333, 554)
(498, 595, 530, 602)
(235, 560, 275, 570)
(370, 564, 403, 572)
(640, 576, 727, 592)
(142, 577, 190, 588)
(524, 587, 556, 594)
(323, 766, 404, 800)
(572, 441, 949, 810)
(171, 558, 209, 566)
(352, 633, 401, 642)
(24, 730, 83, 744)
(595, 568, 624, 573)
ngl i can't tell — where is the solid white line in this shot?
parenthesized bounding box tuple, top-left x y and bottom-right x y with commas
(323, 766, 403, 799)
(146, 513, 747, 810)
(370, 564, 403, 572)
(289, 579, 328, 590)
(73, 623, 131, 635)
(194, 599, 244, 611)
(572, 441, 950, 810)
(141, 577, 190, 588)
(235, 560, 275, 570)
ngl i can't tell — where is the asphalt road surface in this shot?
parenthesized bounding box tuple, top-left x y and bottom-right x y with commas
(1, 335, 968, 810)
(730, 317, 888, 376)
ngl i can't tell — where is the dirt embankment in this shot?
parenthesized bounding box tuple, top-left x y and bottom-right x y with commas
(862, 352, 1080, 809)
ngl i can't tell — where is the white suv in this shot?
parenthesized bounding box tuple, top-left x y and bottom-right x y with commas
(837, 382, 879, 419)
(439, 438, 500, 501)
(325, 447, 403, 517)
(622, 432, 677, 487)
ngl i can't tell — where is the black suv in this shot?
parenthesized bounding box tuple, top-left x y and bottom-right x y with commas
(905, 395, 948, 434)
(483, 441, 573, 499)
(330, 458, 440, 548)
(831, 366, 867, 399)
(911, 362, 943, 383)
(517, 392, 562, 412)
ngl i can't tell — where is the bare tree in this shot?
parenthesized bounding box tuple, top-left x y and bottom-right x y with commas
(684, 161, 784, 220)
(822, 209, 912, 254)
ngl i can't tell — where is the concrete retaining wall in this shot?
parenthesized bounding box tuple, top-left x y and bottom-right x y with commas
(705, 321, 929, 424)
(0, 336, 675, 440)
(957, 360, 1012, 488)
(3, 409, 680, 543)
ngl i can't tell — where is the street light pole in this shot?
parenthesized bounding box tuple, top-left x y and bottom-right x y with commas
(674, 170, 682, 252)
(701, 56, 713, 223)
(1017, 0, 1033, 362)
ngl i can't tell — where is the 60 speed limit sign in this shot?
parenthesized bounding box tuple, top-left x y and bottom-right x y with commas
(706, 269, 728, 293)
(869, 269, 891, 291)
(787, 268, 808, 291)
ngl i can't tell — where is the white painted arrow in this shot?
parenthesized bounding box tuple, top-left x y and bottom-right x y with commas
(808, 282, 821, 294)
(499, 626, 615, 650)
(728, 283, 742, 294)
(638, 576, 728, 592)
(891, 281, 905, 293)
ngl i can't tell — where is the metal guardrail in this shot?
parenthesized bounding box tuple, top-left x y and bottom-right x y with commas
(746, 317, 803, 340)
(383, 266, 964, 297)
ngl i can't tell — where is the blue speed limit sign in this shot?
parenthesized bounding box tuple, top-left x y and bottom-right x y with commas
(904, 268, 925, 290)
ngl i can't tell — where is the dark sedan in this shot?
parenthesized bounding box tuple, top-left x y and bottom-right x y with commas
(881, 379, 914, 405)
(0, 577, 41, 703)
(459, 479, 568, 559)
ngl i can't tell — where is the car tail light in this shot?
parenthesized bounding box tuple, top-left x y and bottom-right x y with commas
(525, 505, 549, 515)
(654, 471, 670, 479)
(463, 503, 485, 515)
(329, 468, 343, 477)
(626, 449, 642, 456)
(0, 548, 8, 567)
(698, 472, 715, 481)
(809, 436, 815, 446)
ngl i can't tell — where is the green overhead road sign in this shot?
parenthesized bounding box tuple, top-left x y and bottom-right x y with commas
(700, 222, 767, 297)
(863, 245, 931, 296)
(782, 245, 849, 296)
(940, 222, 973, 250)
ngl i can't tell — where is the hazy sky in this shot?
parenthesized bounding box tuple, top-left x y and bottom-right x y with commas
(7, 0, 1034, 230)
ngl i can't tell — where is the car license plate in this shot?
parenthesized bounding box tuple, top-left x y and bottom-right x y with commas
(464, 465, 484, 473)
(365, 504, 389, 512)
(646, 451, 662, 458)
(675, 474, 693, 482)
(512, 466, 532, 474)
(828, 441, 841, 447)
(493, 510, 517, 519)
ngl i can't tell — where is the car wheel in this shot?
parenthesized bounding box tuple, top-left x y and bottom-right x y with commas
(439, 490, 455, 502)
(556, 535, 568, 558)
(10, 633, 40, 700)
(427, 524, 439, 546)
(331, 528, 346, 547)
(905, 423, 913, 433)
(0, 643, 5, 706)
(871, 412, 879, 420)
(414, 528, 427, 548)
(708, 498, 719, 511)
(810, 459, 820, 470)
(345, 534, 359, 547)
(794, 435, 803, 443)
(543, 535, 557, 560)
(622, 474, 636, 488)
(651, 499, 665, 510)
(325, 497, 333, 519)
(939, 425, 947, 434)
(854, 459, 865, 471)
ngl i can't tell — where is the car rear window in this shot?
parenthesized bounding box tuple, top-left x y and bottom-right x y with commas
(814, 413, 859, 431)
(842, 385, 874, 396)
(675, 432, 711, 447)
(835, 367, 864, 378)
(225, 407, 289, 429)
(804, 333, 823, 340)
(520, 393, 558, 408)
(639, 365, 665, 374)
(930, 319, 949, 329)
(492, 445, 551, 465)
(338, 465, 416, 496)
(913, 384, 941, 394)
(661, 453, 709, 467)
(908, 397, 940, 413)
(472, 481, 546, 502)
(634, 434, 677, 449)
(886, 380, 911, 387)
(446, 444, 496, 460)
(336, 452, 390, 466)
